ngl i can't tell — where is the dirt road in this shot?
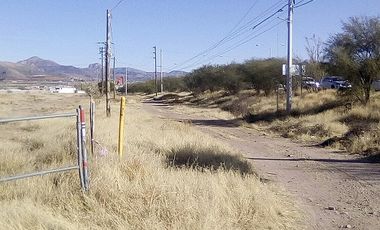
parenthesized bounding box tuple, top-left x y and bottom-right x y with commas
(143, 100, 380, 230)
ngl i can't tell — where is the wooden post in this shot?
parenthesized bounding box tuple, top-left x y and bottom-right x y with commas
(276, 86, 279, 113)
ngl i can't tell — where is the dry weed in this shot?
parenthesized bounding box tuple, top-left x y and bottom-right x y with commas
(175, 90, 380, 158)
(0, 91, 302, 229)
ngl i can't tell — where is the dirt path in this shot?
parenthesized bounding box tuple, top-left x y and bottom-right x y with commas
(142, 100, 380, 230)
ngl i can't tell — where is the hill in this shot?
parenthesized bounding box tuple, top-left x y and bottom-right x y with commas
(0, 57, 187, 82)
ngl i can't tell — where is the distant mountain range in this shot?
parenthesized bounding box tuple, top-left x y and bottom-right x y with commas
(0, 56, 187, 82)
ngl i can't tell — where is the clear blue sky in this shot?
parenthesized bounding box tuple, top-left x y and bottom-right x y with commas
(0, 0, 379, 72)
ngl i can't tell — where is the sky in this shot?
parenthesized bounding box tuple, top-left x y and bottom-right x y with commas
(0, 0, 379, 72)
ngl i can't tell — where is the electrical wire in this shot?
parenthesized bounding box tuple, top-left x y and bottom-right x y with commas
(176, 19, 285, 71)
(177, 18, 281, 70)
(167, 0, 288, 71)
(295, 0, 315, 8)
(168, 2, 288, 71)
(167, 0, 285, 70)
(112, 0, 126, 11)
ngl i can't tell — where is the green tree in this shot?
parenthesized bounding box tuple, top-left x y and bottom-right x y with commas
(163, 77, 187, 92)
(184, 64, 244, 94)
(325, 16, 380, 104)
(242, 58, 284, 95)
(128, 80, 155, 94)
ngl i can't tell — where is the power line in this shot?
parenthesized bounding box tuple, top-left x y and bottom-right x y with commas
(252, 4, 286, 30)
(228, 0, 260, 35)
(169, 3, 288, 71)
(295, 0, 315, 8)
(217, 21, 284, 60)
(167, 0, 288, 71)
(178, 19, 281, 70)
(176, 20, 284, 71)
(112, 0, 126, 11)
(218, 0, 287, 43)
(167, 0, 286, 70)
(205, 1, 286, 53)
(198, 0, 261, 56)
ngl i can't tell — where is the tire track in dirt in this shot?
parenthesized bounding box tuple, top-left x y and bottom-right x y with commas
(143, 101, 380, 230)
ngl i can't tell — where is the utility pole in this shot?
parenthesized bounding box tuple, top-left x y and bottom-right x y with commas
(105, 9, 111, 117)
(99, 46, 105, 94)
(160, 49, 163, 93)
(125, 68, 128, 95)
(300, 64, 303, 97)
(286, 0, 294, 113)
(112, 56, 116, 99)
(153, 46, 157, 96)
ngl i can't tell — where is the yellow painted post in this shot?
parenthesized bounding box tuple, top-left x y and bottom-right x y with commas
(118, 96, 126, 157)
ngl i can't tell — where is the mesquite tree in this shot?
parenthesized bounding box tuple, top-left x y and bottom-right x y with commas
(325, 16, 380, 104)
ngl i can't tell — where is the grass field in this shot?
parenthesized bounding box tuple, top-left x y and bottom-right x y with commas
(0, 91, 301, 229)
(157, 89, 380, 161)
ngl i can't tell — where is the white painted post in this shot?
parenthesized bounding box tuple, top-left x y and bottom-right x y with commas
(76, 108, 85, 189)
(79, 106, 89, 191)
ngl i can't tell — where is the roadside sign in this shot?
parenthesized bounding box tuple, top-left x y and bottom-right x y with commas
(282, 64, 305, 76)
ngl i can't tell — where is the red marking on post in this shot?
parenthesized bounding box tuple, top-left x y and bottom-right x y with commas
(80, 108, 85, 123)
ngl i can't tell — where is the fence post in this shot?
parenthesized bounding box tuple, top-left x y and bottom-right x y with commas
(0, 111, 84, 187)
(89, 97, 95, 156)
(76, 108, 85, 189)
(276, 86, 279, 113)
(79, 106, 89, 191)
(118, 96, 126, 158)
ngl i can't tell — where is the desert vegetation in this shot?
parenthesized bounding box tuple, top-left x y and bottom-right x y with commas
(140, 16, 380, 161)
(126, 77, 187, 95)
(0, 92, 301, 229)
(156, 89, 380, 162)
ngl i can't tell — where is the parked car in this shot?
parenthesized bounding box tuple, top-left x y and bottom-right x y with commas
(320, 76, 351, 89)
(372, 80, 380, 91)
(302, 77, 320, 90)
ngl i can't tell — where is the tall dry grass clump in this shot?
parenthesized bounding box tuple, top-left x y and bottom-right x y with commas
(342, 102, 380, 156)
(174, 89, 380, 159)
(0, 92, 301, 229)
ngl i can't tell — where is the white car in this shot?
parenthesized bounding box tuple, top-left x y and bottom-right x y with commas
(320, 76, 351, 89)
(302, 77, 320, 90)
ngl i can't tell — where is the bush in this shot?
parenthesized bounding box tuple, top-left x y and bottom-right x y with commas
(242, 58, 285, 96)
(162, 77, 187, 92)
(184, 64, 244, 94)
(127, 80, 155, 94)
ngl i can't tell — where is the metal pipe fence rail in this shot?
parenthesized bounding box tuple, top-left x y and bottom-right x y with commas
(0, 113, 77, 123)
(0, 107, 89, 191)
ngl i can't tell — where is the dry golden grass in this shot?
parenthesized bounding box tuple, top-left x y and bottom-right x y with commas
(164, 90, 380, 158)
(262, 91, 380, 156)
(0, 91, 301, 229)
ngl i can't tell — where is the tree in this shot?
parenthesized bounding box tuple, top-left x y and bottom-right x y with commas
(305, 34, 326, 80)
(325, 16, 380, 104)
(184, 64, 244, 94)
(242, 58, 284, 95)
(184, 65, 220, 93)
